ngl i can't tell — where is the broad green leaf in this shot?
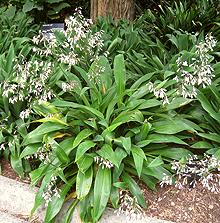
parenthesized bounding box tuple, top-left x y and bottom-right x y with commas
(197, 91, 220, 124)
(31, 171, 53, 216)
(148, 156, 164, 168)
(23, 1, 34, 12)
(191, 141, 213, 149)
(165, 97, 192, 110)
(97, 144, 119, 168)
(147, 134, 187, 145)
(20, 144, 41, 159)
(33, 116, 68, 126)
(5, 43, 14, 73)
(135, 122, 151, 141)
(48, 138, 70, 164)
(138, 99, 161, 110)
(121, 137, 131, 154)
(53, 100, 104, 120)
(131, 146, 145, 177)
(23, 122, 67, 145)
(10, 155, 23, 177)
(97, 56, 113, 93)
(75, 140, 96, 161)
(77, 155, 94, 173)
(141, 175, 157, 191)
(72, 129, 93, 149)
(76, 167, 93, 200)
(114, 148, 127, 169)
(121, 172, 147, 208)
(146, 148, 192, 160)
(44, 176, 76, 222)
(112, 110, 144, 125)
(93, 168, 111, 222)
(197, 133, 220, 144)
(114, 54, 126, 106)
(142, 165, 171, 180)
(153, 119, 195, 134)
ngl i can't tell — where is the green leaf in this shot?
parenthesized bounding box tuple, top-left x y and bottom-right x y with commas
(5, 43, 14, 73)
(165, 97, 192, 110)
(121, 137, 131, 154)
(148, 156, 164, 168)
(76, 167, 93, 200)
(23, 1, 34, 12)
(20, 144, 41, 159)
(114, 54, 126, 106)
(23, 122, 67, 145)
(112, 110, 144, 125)
(77, 155, 94, 173)
(10, 155, 23, 177)
(121, 172, 147, 208)
(75, 140, 96, 161)
(114, 148, 127, 169)
(153, 119, 195, 134)
(93, 168, 112, 222)
(97, 144, 119, 168)
(191, 141, 213, 149)
(197, 91, 220, 124)
(73, 129, 93, 149)
(53, 100, 104, 120)
(197, 133, 220, 144)
(147, 148, 192, 160)
(33, 116, 68, 126)
(147, 134, 188, 145)
(96, 56, 113, 94)
(135, 122, 151, 141)
(48, 138, 70, 164)
(131, 146, 145, 177)
(44, 176, 76, 222)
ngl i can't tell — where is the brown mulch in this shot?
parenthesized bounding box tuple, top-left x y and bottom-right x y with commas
(142, 183, 220, 223)
(1, 158, 220, 222)
(0, 158, 30, 184)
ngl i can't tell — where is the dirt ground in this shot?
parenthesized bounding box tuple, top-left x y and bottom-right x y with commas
(0, 158, 30, 184)
(1, 158, 220, 223)
(142, 182, 220, 223)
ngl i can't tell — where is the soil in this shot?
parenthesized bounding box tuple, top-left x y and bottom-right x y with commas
(0, 158, 30, 184)
(142, 183, 220, 223)
(1, 158, 220, 223)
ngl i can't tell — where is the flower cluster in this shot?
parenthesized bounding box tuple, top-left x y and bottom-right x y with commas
(94, 156, 114, 169)
(2, 59, 54, 119)
(61, 81, 77, 92)
(32, 8, 105, 69)
(42, 176, 61, 207)
(0, 143, 6, 151)
(116, 190, 145, 220)
(25, 143, 52, 165)
(148, 82, 169, 105)
(160, 154, 220, 193)
(174, 33, 217, 98)
(88, 60, 106, 84)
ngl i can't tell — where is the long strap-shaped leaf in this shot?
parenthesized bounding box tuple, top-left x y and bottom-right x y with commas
(114, 54, 126, 106)
(93, 167, 111, 222)
(53, 100, 104, 120)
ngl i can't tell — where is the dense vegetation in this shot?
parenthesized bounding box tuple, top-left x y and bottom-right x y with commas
(0, 0, 220, 222)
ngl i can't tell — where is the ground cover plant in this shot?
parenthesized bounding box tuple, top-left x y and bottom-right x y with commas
(1, 1, 220, 223)
(0, 6, 39, 176)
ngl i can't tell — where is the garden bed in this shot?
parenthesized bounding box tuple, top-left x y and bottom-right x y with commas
(142, 183, 220, 223)
(0, 159, 30, 184)
(1, 158, 219, 223)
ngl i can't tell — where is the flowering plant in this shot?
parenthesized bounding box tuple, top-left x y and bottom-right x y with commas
(21, 53, 201, 222)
